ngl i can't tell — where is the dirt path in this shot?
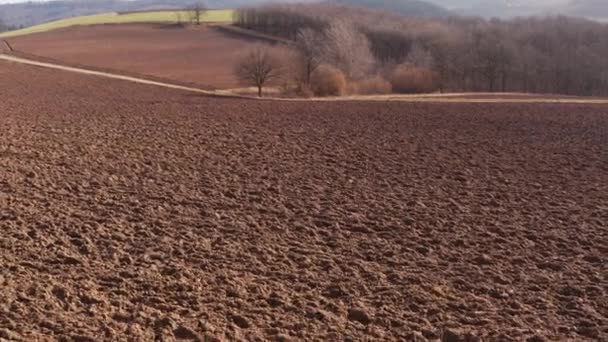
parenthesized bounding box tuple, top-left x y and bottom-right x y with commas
(1, 40, 13, 52)
(2, 52, 608, 104)
(0, 53, 221, 97)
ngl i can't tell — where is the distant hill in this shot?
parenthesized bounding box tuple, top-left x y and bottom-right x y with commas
(1, 0, 605, 31)
(426, 0, 607, 20)
(0, 0, 270, 28)
(565, 0, 608, 20)
(331, 0, 450, 17)
(0, 0, 153, 28)
(0, 0, 449, 31)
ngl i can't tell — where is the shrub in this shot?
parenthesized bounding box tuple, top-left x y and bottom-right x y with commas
(297, 84, 315, 98)
(348, 75, 392, 95)
(390, 64, 439, 93)
(310, 64, 347, 97)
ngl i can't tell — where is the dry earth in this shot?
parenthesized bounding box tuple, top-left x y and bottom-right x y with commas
(0, 61, 607, 341)
(6, 24, 283, 90)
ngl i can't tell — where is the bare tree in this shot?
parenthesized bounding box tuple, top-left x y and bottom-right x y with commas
(471, 26, 502, 92)
(188, 1, 207, 25)
(321, 19, 375, 80)
(235, 5, 608, 96)
(406, 44, 434, 68)
(175, 11, 184, 26)
(234, 46, 283, 97)
(293, 28, 324, 85)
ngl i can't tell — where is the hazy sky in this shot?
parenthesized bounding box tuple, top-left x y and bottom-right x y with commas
(0, 0, 69, 3)
(0, 0, 574, 7)
(0, 0, 572, 4)
(0, 0, 45, 3)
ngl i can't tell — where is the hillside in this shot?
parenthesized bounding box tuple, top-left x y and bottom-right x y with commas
(0, 0, 263, 28)
(427, 0, 606, 19)
(331, 0, 449, 17)
(0, 10, 233, 38)
(0, 0, 447, 30)
(1, 0, 607, 29)
(5, 24, 280, 89)
(565, 0, 608, 20)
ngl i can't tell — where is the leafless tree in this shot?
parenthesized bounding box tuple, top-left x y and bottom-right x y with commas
(235, 5, 608, 96)
(175, 11, 184, 26)
(406, 44, 434, 68)
(293, 28, 324, 85)
(188, 1, 207, 25)
(321, 19, 375, 80)
(234, 46, 283, 97)
(470, 25, 512, 92)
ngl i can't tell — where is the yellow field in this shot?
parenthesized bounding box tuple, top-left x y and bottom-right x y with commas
(0, 10, 234, 38)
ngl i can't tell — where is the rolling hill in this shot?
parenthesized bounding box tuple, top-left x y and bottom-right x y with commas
(0, 0, 258, 29)
(565, 0, 608, 20)
(0, 9, 233, 38)
(0, 0, 451, 30)
(331, 0, 449, 17)
(1, 0, 606, 34)
(427, 0, 607, 19)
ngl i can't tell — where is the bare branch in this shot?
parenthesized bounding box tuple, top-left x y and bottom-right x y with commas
(188, 1, 207, 25)
(234, 46, 283, 97)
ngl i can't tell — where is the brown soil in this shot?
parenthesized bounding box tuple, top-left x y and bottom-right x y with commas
(422, 93, 608, 101)
(1, 61, 607, 341)
(6, 24, 283, 89)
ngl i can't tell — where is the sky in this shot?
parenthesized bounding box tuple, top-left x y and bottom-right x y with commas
(0, 0, 47, 3)
(0, 0, 573, 4)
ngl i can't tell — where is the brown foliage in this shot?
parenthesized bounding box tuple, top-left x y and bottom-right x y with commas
(390, 64, 439, 94)
(296, 85, 315, 98)
(236, 5, 608, 96)
(310, 64, 347, 97)
(348, 75, 392, 95)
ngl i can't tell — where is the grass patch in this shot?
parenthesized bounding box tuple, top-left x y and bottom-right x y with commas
(0, 10, 234, 38)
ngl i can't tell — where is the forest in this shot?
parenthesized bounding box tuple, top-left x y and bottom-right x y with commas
(235, 4, 608, 96)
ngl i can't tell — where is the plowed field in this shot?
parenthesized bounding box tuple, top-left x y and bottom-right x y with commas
(6, 24, 279, 89)
(1, 61, 607, 341)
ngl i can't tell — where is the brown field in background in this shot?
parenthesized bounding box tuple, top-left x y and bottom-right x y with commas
(0, 61, 607, 341)
(6, 24, 282, 89)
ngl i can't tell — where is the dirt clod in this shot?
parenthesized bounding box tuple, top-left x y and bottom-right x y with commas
(526, 335, 545, 342)
(231, 314, 250, 329)
(173, 325, 200, 340)
(347, 308, 372, 325)
(441, 328, 463, 342)
(0, 329, 21, 341)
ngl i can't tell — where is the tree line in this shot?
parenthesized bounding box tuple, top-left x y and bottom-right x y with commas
(0, 18, 19, 33)
(234, 4, 608, 96)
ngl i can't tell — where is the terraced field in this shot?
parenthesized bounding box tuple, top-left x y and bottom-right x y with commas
(0, 61, 607, 341)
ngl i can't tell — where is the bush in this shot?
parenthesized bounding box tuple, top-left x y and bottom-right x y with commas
(348, 75, 392, 95)
(310, 64, 347, 97)
(390, 64, 439, 93)
(297, 85, 315, 98)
